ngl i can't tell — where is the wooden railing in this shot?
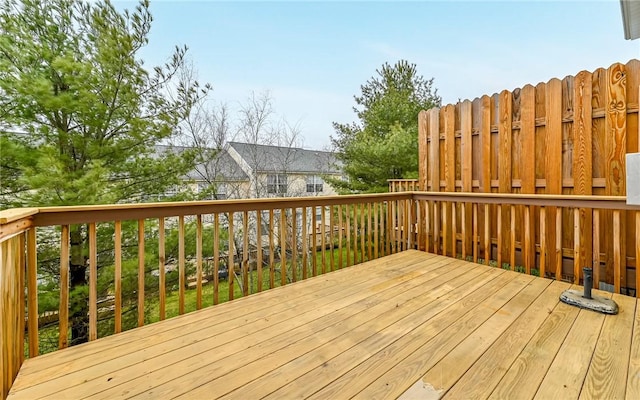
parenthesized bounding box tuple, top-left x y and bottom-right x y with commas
(388, 179, 420, 192)
(0, 193, 412, 399)
(2, 191, 640, 399)
(411, 192, 640, 294)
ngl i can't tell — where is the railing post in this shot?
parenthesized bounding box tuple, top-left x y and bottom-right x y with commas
(1, 225, 30, 400)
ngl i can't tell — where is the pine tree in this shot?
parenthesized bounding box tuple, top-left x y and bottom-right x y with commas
(331, 60, 440, 193)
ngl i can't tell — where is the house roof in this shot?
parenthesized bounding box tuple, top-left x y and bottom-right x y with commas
(227, 142, 342, 175)
(621, 0, 640, 39)
(154, 145, 249, 182)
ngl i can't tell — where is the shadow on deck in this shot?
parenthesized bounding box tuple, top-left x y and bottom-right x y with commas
(7, 250, 639, 399)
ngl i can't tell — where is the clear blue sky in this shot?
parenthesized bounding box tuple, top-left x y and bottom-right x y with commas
(120, 1, 639, 150)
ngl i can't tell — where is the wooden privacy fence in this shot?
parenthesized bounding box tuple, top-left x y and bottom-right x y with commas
(418, 59, 640, 290)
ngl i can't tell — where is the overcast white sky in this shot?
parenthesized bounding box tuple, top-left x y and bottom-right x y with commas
(121, 1, 640, 150)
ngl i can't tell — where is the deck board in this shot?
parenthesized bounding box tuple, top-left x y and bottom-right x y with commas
(7, 250, 640, 400)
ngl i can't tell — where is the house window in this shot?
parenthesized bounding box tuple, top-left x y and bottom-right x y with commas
(306, 175, 324, 193)
(267, 174, 287, 194)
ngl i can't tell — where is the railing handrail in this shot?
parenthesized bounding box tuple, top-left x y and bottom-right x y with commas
(410, 191, 638, 210)
(3, 191, 638, 240)
(0, 192, 413, 230)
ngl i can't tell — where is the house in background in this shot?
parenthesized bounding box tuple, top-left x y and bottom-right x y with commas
(159, 141, 344, 254)
(224, 141, 342, 199)
(166, 141, 343, 201)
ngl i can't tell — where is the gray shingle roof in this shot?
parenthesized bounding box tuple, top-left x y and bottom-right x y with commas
(228, 142, 341, 174)
(154, 145, 248, 182)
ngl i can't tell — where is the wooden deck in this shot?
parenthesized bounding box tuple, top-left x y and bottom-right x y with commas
(7, 250, 640, 399)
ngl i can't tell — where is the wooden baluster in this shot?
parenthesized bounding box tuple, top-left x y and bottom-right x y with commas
(451, 202, 457, 257)
(484, 204, 490, 265)
(337, 205, 343, 268)
(281, 209, 287, 286)
(346, 205, 351, 267)
(367, 203, 373, 259)
(196, 214, 203, 308)
(292, 208, 298, 281)
(510, 205, 516, 271)
(374, 203, 379, 259)
(321, 206, 326, 273)
(88, 223, 97, 340)
(523, 205, 531, 274)
(213, 213, 220, 304)
(360, 203, 365, 260)
(59, 225, 69, 349)
(433, 202, 440, 255)
(353, 204, 359, 261)
(269, 210, 275, 289)
(228, 212, 235, 300)
(242, 211, 249, 296)
(256, 211, 263, 292)
(157, 218, 165, 321)
(573, 208, 581, 284)
(425, 201, 431, 253)
(302, 207, 308, 278)
(555, 208, 562, 280)
(540, 207, 546, 278)
(592, 209, 600, 291)
(523, 206, 531, 274)
(390, 200, 396, 254)
(614, 210, 621, 293)
(178, 216, 185, 314)
(462, 202, 468, 260)
(329, 206, 335, 271)
(497, 205, 503, 268)
(115, 222, 123, 330)
(403, 199, 409, 251)
(27, 228, 38, 355)
(137, 219, 145, 326)
(443, 202, 449, 256)
(312, 206, 318, 275)
(473, 203, 479, 264)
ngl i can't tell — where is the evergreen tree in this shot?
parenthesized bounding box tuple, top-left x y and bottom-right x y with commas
(331, 60, 440, 193)
(0, 0, 210, 344)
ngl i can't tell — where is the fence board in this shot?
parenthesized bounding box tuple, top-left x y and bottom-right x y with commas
(416, 60, 639, 292)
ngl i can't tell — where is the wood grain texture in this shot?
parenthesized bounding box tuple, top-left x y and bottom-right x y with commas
(429, 108, 440, 192)
(8, 251, 640, 400)
(178, 216, 186, 313)
(228, 212, 235, 300)
(499, 90, 513, 264)
(214, 214, 221, 302)
(534, 293, 611, 400)
(58, 226, 69, 349)
(606, 63, 627, 289)
(115, 221, 123, 329)
(137, 219, 145, 326)
(26, 228, 38, 356)
(418, 111, 429, 190)
(489, 296, 579, 400)
(88, 223, 97, 341)
(1, 234, 25, 400)
(446, 280, 569, 400)
(157, 218, 165, 320)
(626, 292, 640, 399)
(546, 78, 563, 278)
(573, 72, 593, 277)
(581, 293, 635, 400)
